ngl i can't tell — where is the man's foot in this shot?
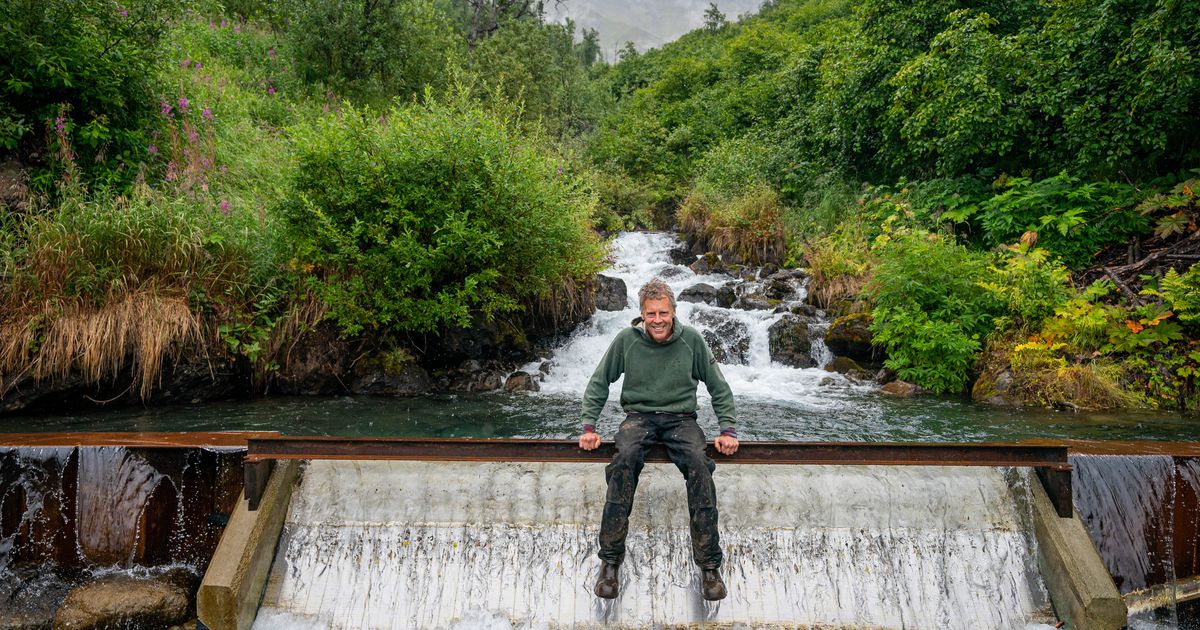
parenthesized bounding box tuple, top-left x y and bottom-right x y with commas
(595, 562, 620, 599)
(701, 568, 726, 600)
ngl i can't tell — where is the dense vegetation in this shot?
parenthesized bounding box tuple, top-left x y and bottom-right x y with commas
(1, 0, 1199, 411)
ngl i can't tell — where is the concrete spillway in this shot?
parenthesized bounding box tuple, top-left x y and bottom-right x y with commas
(253, 461, 1053, 628)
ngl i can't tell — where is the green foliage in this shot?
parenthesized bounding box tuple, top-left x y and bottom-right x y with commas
(978, 172, 1147, 269)
(284, 0, 461, 99)
(2, 183, 279, 310)
(0, 0, 185, 188)
(281, 92, 605, 336)
(980, 244, 1071, 332)
(801, 219, 874, 311)
(1150, 265, 1200, 328)
(1136, 173, 1200, 239)
(868, 230, 999, 393)
(677, 183, 787, 265)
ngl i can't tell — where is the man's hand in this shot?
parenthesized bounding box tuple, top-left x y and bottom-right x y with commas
(714, 434, 739, 456)
(579, 432, 601, 450)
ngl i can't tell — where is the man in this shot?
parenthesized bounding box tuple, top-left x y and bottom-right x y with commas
(578, 277, 739, 601)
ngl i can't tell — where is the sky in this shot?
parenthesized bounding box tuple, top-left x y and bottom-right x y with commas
(548, 0, 764, 60)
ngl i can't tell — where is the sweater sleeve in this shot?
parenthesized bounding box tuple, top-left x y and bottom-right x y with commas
(581, 332, 627, 425)
(692, 331, 737, 430)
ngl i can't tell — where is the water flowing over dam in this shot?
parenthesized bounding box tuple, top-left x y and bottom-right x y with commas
(253, 460, 1053, 629)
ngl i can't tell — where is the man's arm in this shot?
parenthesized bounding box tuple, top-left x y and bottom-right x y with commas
(693, 331, 739, 455)
(579, 333, 627, 450)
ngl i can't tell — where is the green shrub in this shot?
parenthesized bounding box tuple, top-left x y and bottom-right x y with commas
(0, 0, 185, 189)
(977, 172, 1147, 269)
(281, 93, 605, 336)
(801, 220, 874, 312)
(868, 230, 999, 393)
(980, 243, 1071, 332)
(677, 183, 787, 265)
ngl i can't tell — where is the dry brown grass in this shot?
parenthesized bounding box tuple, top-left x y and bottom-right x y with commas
(265, 290, 330, 375)
(0, 288, 204, 400)
(676, 186, 787, 266)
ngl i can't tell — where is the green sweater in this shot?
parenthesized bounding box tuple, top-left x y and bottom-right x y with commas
(581, 317, 737, 430)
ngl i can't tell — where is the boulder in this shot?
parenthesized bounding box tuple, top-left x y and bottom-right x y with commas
(790, 303, 819, 318)
(668, 243, 696, 265)
(824, 356, 871, 380)
(690, 310, 751, 365)
(733, 292, 774, 311)
(972, 368, 1020, 407)
(594, 275, 628, 311)
(350, 350, 432, 396)
(880, 380, 924, 397)
(53, 576, 188, 630)
(825, 313, 881, 367)
(763, 277, 798, 302)
(678, 283, 736, 308)
(504, 371, 540, 392)
(757, 263, 780, 279)
(688, 253, 725, 276)
(768, 315, 816, 368)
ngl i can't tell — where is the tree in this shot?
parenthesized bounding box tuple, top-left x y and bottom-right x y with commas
(703, 3, 727, 32)
(578, 27, 602, 68)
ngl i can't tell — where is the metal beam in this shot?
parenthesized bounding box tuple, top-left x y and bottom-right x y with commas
(242, 437, 1073, 512)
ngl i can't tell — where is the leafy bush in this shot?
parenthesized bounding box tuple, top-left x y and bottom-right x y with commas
(1151, 265, 1200, 329)
(868, 230, 999, 393)
(980, 243, 1071, 332)
(977, 172, 1147, 269)
(285, 0, 460, 99)
(801, 220, 874, 312)
(0, 0, 184, 188)
(281, 93, 605, 336)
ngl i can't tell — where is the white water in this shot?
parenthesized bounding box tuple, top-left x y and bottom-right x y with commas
(255, 460, 1053, 629)
(528, 232, 872, 413)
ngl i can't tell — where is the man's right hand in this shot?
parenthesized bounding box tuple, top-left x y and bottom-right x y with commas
(579, 432, 601, 450)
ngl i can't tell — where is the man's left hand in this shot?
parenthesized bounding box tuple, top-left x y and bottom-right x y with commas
(714, 435, 739, 456)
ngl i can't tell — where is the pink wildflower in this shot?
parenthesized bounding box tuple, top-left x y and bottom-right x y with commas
(267, 86, 275, 96)
(178, 97, 190, 112)
(201, 108, 214, 122)
(181, 58, 191, 69)
(219, 200, 231, 215)
(268, 47, 276, 58)
(160, 101, 172, 117)
(147, 144, 158, 156)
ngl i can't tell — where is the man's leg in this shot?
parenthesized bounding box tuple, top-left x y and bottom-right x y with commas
(662, 417, 723, 570)
(598, 413, 656, 567)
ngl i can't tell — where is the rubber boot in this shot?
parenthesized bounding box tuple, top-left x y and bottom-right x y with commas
(701, 568, 726, 600)
(595, 562, 620, 599)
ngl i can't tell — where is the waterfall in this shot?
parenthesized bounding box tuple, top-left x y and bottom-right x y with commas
(1071, 454, 1200, 628)
(255, 460, 1053, 629)
(530, 232, 873, 417)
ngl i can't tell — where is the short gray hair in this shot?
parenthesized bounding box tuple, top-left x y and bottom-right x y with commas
(638, 277, 675, 310)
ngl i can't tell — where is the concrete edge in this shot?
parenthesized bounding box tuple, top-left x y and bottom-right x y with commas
(198, 460, 300, 630)
(1031, 478, 1127, 630)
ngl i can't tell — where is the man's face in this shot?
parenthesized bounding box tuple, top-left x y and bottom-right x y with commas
(641, 296, 675, 343)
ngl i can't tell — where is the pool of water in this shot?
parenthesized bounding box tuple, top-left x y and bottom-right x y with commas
(1, 391, 1196, 443)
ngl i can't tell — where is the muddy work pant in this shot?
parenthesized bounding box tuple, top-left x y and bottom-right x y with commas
(597, 412, 722, 569)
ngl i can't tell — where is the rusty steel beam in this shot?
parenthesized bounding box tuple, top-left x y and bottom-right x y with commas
(0, 431, 283, 448)
(245, 437, 1070, 467)
(242, 437, 1074, 514)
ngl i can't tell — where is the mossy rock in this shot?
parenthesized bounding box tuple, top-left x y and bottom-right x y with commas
(824, 312, 882, 368)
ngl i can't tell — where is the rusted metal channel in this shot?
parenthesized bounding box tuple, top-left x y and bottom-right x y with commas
(243, 437, 1074, 516)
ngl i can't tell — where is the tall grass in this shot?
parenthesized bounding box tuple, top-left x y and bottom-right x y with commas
(677, 183, 787, 265)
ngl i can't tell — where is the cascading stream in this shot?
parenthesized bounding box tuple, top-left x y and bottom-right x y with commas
(529, 231, 871, 427)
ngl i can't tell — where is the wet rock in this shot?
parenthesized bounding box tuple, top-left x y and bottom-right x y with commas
(594, 275, 628, 311)
(0, 565, 72, 630)
(733, 292, 774, 311)
(880, 380, 924, 397)
(349, 350, 432, 396)
(668, 243, 696, 265)
(504, 371, 539, 392)
(444, 366, 505, 393)
(768, 315, 816, 368)
(657, 265, 689, 279)
(763, 277, 798, 302)
(825, 313, 882, 368)
(824, 356, 871, 380)
(972, 368, 1019, 407)
(679, 283, 736, 308)
(273, 320, 354, 395)
(0, 158, 30, 213)
(690, 310, 750, 365)
(688, 253, 727, 276)
(758, 263, 779, 279)
(875, 367, 897, 384)
(53, 575, 188, 630)
(537, 361, 552, 375)
(790, 303, 819, 318)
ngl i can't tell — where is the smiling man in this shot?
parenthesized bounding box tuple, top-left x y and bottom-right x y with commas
(578, 277, 739, 601)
